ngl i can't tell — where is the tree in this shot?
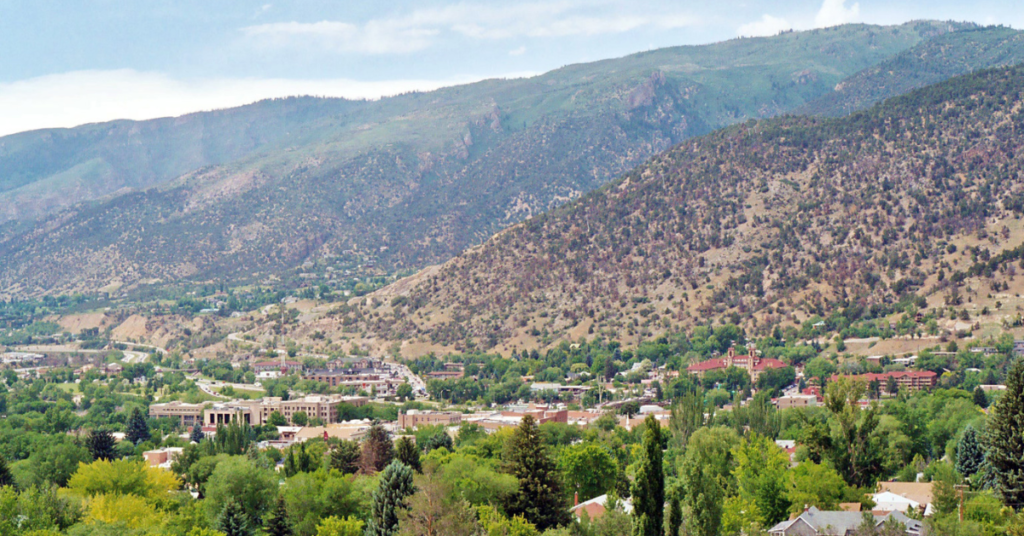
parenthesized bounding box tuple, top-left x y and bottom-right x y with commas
(669, 391, 713, 450)
(291, 411, 309, 426)
(396, 384, 413, 401)
(667, 492, 682, 536)
(973, 386, 989, 408)
(365, 460, 415, 536)
(218, 500, 252, 536)
(956, 425, 984, 479)
(395, 437, 421, 473)
(0, 455, 13, 488)
(422, 431, 453, 453)
(681, 453, 723, 536)
(316, 516, 364, 536)
(125, 407, 151, 445)
(191, 422, 206, 443)
(604, 352, 618, 381)
(732, 434, 791, 529)
(330, 441, 361, 474)
(398, 466, 481, 536)
(268, 411, 288, 427)
(558, 443, 618, 503)
(204, 456, 279, 526)
(619, 401, 640, 420)
(68, 458, 179, 498)
(885, 375, 898, 397)
(266, 496, 293, 536)
(87, 428, 117, 461)
(785, 461, 851, 514)
(987, 357, 1024, 509)
(360, 422, 394, 474)
(503, 415, 571, 531)
(631, 416, 665, 536)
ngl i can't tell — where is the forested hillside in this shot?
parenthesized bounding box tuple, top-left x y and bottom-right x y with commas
(2, 21, 1012, 297)
(335, 66, 1024, 354)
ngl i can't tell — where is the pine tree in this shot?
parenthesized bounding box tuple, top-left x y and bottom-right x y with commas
(218, 499, 252, 536)
(360, 422, 394, 474)
(973, 386, 989, 408)
(125, 407, 151, 445)
(631, 415, 665, 536)
(423, 431, 453, 453)
(503, 415, 571, 531)
(956, 425, 984, 478)
(364, 460, 415, 536)
(0, 455, 14, 488)
(265, 496, 293, 536)
(988, 357, 1024, 509)
(87, 428, 117, 460)
(190, 422, 205, 443)
(331, 440, 361, 474)
(394, 436, 421, 473)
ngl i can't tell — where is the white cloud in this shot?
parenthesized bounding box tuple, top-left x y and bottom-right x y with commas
(737, 14, 792, 37)
(0, 69, 514, 137)
(241, 1, 695, 54)
(815, 0, 860, 28)
(509, 46, 526, 56)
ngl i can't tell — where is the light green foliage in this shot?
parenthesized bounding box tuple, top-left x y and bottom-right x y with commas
(68, 458, 179, 500)
(203, 456, 278, 526)
(477, 505, 540, 536)
(557, 443, 617, 502)
(315, 516, 364, 536)
(282, 470, 364, 536)
(786, 461, 854, 513)
(731, 434, 791, 530)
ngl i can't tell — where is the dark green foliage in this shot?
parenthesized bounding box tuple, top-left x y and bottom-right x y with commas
(668, 492, 682, 536)
(86, 428, 116, 461)
(265, 496, 293, 536)
(631, 415, 665, 536)
(125, 407, 150, 445)
(284, 443, 316, 477)
(0, 455, 13, 488)
(364, 460, 415, 536)
(360, 422, 394, 474)
(394, 437, 421, 473)
(503, 415, 571, 531)
(681, 455, 723, 536)
(956, 425, 984, 478)
(987, 357, 1024, 509)
(422, 431, 454, 454)
(218, 499, 253, 536)
(330, 440, 361, 475)
(191, 422, 205, 443)
(973, 386, 988, 408)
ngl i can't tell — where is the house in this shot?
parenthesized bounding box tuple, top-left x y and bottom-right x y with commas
(873, 482, 934, 516)
(686, 345, 787, 382)
(570, 494, 632, 520)
(767, 506, 923, 536)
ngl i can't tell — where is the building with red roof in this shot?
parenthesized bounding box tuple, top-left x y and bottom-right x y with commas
(686, 345, 788, 382)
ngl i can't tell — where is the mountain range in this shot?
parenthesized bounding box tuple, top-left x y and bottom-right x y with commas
(2, 21, 1023, 298)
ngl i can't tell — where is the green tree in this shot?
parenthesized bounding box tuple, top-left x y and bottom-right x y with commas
(87, 428, 117, 461)
(956, 425, 984, 479)
(973, 386, 988, 408)
(292, 411, 309, 426)
(316, 516, 364, 536)
(191, 422, 205, 443)
(785, 461, 851, 514)
(217, 500, 252, 536)
(503, 415, 571, 531)
(988, 357, 1024, 509)
(395, 437, 421, 473)
(0, 455, 13, 488)
(423, 431, 453, 453)
(680, 454, 722, 536)
(268, 411, 288, 427)
(330, 441, 361, 474)
(365, 460, 415, 536)
(204, 456, 278, 526)
(125, 407, 151, 445)
(631, 416, 664, 536)
(282, 469, 362, 536)
(557, 443, 617, 502)
(669, 391, 713, 450)
(667, 492, 682, 536)
(266, 495, 293, 536)
(732, 433, 791, 528)
(396, 384, 413, 401)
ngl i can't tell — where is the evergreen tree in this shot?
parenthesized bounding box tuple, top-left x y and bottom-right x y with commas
(987, 357, 1024, 509)
(218, 499, 252, 536)
(394, 437, 421, 473)
(0, 455, 14, 488)
(631, 415, 665, 536)
(190, 422, 205, 443)
(125, 407, 151, 445)
(87, 428, 117, 461)
(956, 425, 984, 478)
(973, 386, 989, 408)
(364, 460, 415, 536)
(422, 431, 453, 453)
(265, 496, 293, 536)
(667, 492, 682, 536)
(360, 422, 394, 474)
(503, 414, 571, 531)
(331, 440, 362, 474)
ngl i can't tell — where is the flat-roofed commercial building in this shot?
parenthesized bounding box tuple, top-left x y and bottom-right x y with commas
(149, 401, 206, 426)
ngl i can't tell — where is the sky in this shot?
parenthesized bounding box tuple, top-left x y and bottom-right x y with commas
(0, 0, 1020, 137)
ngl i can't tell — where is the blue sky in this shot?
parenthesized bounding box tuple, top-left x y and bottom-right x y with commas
(0, 0, 1020, 136)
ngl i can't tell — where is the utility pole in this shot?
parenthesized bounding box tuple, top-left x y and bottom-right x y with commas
(955, 484, 968, 523)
